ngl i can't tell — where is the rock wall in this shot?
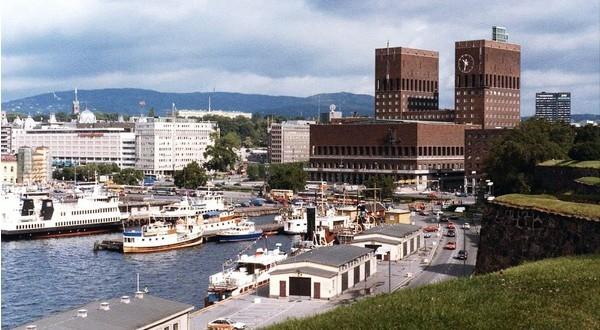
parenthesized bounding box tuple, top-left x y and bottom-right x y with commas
(534, 165, 600, 195)
(475, 201, 600, 274)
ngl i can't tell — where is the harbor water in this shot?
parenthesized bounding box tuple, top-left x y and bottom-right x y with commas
(1, 215, 292, 329)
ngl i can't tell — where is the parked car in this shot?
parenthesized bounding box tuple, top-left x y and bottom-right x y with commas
(207, 318, 246, 330)
(423, 225, 439, 232)
(446, 230, 456, 237)
(445, 241, 456, 250)
(457, 250, 468, 260)
(463, 222, 471, 230)
(447, 222, 456, 230)
(419, 210, 430, 216)
(424, 233, 432, 238)
(439, 216, 449, 223)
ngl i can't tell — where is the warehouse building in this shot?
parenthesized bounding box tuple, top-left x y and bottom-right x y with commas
(269, 245, 376, 299)
(350, 224, 422, 261)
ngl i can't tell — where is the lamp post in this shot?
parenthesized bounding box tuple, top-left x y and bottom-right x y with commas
(471, 171, 476, 196)
(388, 250, 392, 294)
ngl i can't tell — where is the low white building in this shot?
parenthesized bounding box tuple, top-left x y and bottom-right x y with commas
(269, 245, 376, 299)
(177, 109, 252, 119)
(135, 117, 218, 176)
(350, 224, 423, 261)
(16, 292, 194, 330)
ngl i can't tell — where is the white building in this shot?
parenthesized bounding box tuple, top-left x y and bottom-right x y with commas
(177, 109, 252, 119)
(12, 123, 136, 168)
(269, 245, 376, 299)
(135, 117, 218, 176)
(15, 292, 194, 330)
(268, 120, 314, 163)
(350, 224, 423, 261)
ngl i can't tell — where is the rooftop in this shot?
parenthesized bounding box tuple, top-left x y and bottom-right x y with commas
(280, 245, 372, 268)
(271, 266, 338, 278)
(16, 294, 194, 330)
(356, 224, 421, 239)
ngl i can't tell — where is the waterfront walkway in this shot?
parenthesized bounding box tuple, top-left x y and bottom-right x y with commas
(191, 235, 444, 329)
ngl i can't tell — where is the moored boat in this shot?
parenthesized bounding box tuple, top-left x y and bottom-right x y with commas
(206, 243, 287, 304)
(216, 220, 263, 242)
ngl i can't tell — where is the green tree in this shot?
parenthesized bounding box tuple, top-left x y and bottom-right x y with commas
(267, 162, 307, 192)
(148, 107, 156, 117)
(222, 131, 242, 149)
(204, 133, 239, 172)
(485, 119, 575, 195)
(247, 163, 259, 181)
(174, 161, 208, 189)
(365, 175, 396, 200)
(113, 168, 143, 185)
(569, 125, 600, 160)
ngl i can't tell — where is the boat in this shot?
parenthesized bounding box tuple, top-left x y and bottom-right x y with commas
(280, 205, 307, 234)
(206, 243, 287, 304)
(122, 198, 204, 253)
(281, 205, 351, 235)
(216, 220, 262, 242)
(1, 186, 123, 240)
(190, 190, 242, 236)
(122, 219, 204, 253)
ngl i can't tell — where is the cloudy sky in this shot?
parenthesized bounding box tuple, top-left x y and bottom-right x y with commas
(2, 0, 599, 115)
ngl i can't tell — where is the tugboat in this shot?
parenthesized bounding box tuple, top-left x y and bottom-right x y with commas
(216, 220, 263, 242)
(206, 243, 287, 305)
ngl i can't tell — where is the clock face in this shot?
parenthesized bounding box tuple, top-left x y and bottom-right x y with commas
(458, 54, 475, 73)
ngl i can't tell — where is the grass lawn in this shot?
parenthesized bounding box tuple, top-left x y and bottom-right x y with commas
(495, 194, 600, 219)
(267, 255, 600, 330)
(576, 176, 600, 186)
(539, 159, 600, 169)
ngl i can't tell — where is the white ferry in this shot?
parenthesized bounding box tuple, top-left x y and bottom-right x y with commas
(206, 244, 287, 304)
(280, 205, 308, 234)
(281, 206, 351, 235)
(0, 186, 122, 240)
(191, 191, 242, 236)
(122, 198, 204, 253)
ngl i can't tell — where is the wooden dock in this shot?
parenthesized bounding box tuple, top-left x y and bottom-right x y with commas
(93, 239, 123, 252)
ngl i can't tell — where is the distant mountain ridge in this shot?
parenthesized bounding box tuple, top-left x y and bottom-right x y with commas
(1, 88, 374, 118)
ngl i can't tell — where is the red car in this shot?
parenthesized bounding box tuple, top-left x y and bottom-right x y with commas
(447, 222, 456, 230)
(445, 241, 457, 250)
(423, 225, 439, 232)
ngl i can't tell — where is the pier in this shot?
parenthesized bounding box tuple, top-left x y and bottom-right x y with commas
(234, 206, 280, 217)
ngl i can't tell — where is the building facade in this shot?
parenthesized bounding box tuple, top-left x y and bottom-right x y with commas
(306, 120, 470, 190)
(1, 154, 17, 185)
(454, 39, 521, 129)
(464, 128, 510, 192)
(12, 125, 136, 168)
(269, 245, 376, 299)
(535, 92, 571, 123)
(135, 117, 218, 176)
(17, 146, 52, 184)
(375, 47, 439, 120)
(177, 109, 252, 119)
(268, 120, 314, 164)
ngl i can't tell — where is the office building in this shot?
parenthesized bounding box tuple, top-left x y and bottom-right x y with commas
(12, 119, 136, 168)
(177, 109, 252, 120)
(374, 46, 439, 120)
(492, 26, 509, 42)
(535, 92, 571, 123)
(268, 120, 314, 163)
(306, 120, 471, 190)
(454, 29, 521, 129)
(135, 117, 218, 176)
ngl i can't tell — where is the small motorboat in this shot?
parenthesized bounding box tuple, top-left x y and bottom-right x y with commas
(217, 220, 263, 242)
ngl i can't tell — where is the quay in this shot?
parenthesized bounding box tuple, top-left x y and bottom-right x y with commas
(234, 206, 280, 217)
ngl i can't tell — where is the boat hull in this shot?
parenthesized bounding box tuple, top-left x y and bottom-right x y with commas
(217, 232, 262, 242)
(1, 222, 122, 240)
(123, 235, 204, 253)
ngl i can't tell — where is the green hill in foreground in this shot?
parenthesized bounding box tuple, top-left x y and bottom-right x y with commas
(267, 255, 600, 329)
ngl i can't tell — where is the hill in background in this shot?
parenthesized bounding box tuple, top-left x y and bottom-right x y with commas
(1, 88, 374, 118)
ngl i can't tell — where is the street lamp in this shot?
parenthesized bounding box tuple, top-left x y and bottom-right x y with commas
(471, 171, 476, 196)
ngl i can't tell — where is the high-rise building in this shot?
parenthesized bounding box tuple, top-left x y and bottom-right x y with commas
(268, 120, 314, 163)
(374, 46, 439, 119)
(535, 92, 571, 123)
(455, 30, 521, 129)
(492, 26, 509, 42)
(135, 117, 218, 176)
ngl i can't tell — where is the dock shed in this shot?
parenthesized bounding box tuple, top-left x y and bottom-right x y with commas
(350, 224, 422, 261)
